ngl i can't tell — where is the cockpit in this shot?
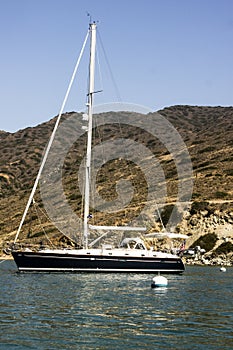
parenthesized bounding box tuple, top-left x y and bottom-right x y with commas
(120, 238, 147, 250)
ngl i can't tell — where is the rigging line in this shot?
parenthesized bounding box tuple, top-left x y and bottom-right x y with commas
(97, 29, 122, 102)
(33, 200, 56, 248)
(155, 202, 166, 232)
(14, 29, 90, 244)
(96, 44, 104, 93)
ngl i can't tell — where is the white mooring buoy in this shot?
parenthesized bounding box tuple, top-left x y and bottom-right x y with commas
(151, 275, 168, 288)
(220, 267, 226, 272)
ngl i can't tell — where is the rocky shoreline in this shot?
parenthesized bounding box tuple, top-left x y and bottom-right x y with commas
(1, 203, 233, 267)
(185, 255, 233, 267)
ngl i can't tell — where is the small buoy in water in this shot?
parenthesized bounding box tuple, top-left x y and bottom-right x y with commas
(151, 275, 168, 288)
(220, 267, 226, 272)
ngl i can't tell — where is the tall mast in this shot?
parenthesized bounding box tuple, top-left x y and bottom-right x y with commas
(83, 22, 97, 248)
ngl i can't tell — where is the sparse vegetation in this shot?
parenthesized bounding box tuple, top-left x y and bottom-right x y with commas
(190, 201, 209, 215)
(215, 191, 228, 199)
(199, 146, 216, 153)
(160, 205, 174, 226)
(0, 106, 233, 255)
(191, 233, 218, 252)
(226, 169, 233, 176)
(213, 242, 233, 256)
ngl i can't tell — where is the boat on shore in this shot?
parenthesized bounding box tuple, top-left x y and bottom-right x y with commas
(10, 22, 185, 274)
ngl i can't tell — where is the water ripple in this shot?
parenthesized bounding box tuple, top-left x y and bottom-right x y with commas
(0, 261, 232, 349)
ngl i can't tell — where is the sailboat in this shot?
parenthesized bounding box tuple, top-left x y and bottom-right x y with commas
(11, 22, 185, 273)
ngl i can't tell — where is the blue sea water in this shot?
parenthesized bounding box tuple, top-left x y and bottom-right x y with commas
(0, 260, 232, 350)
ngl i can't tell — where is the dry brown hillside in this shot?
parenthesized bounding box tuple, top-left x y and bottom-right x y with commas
(0, 105, 232, 260)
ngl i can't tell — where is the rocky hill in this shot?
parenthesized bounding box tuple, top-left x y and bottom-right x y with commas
(0, 105, 233, 263)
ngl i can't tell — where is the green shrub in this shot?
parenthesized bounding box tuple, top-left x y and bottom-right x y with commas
(199, 146, 215, 153)
(68, 193, 81, 201)
(27, 230, 45, 238)
(226, 169, 233, 176)
(213, 242, 233, 256)
(215, 191, 228, 199)
(190, 233, 218, 252)
(190, 201, 209, 215)
(159, 205, 181, 226)
(192, 193, 201, 199)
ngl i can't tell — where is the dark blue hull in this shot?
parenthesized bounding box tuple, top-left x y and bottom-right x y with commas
(12, 250, 185, 273)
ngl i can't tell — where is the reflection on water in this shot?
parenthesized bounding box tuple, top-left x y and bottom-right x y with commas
(0, 261, 233, 350)
(151, 286, 168, 294)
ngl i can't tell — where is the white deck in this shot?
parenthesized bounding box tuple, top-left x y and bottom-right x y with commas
(36, 247, 178, 259)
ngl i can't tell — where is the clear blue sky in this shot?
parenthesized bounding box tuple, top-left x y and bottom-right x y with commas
(1, 0, 233, 132)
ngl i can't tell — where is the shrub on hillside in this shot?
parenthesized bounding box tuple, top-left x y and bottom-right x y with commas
(215, 191, 228, 199)
(159, 204, 182, 226)
(212, 242, 233, 256)
(190, 233, 218, 252)
(190, 201, 209, 215)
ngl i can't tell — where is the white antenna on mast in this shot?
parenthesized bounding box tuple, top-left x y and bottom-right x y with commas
(87, 12, 92, 24)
